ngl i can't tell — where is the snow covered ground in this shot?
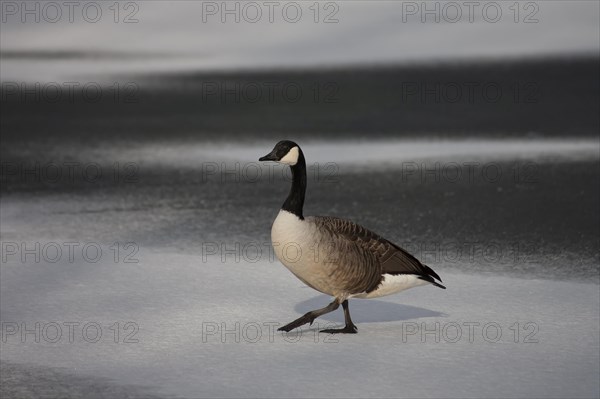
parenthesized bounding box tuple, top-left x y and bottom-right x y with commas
(1, 139, 598, 397)
(1, 250, 598, 398)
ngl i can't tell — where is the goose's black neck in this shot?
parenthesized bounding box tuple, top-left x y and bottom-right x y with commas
(281, 149, 306, 219)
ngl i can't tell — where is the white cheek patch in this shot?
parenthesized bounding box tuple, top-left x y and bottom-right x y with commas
(279, 146, 299, 165)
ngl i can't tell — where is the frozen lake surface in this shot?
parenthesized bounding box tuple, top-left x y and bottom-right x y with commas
(1, 2, 598, 82)
(1, 253, 599, 398)
(1, 139, 599, 397)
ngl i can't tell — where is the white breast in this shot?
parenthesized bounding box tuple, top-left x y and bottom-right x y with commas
(271, 210, 311, 271)
(271, 210, 334, 295)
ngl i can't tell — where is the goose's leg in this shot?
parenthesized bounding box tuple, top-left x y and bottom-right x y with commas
(278, 299, 340, 332)
(320, 300, 358, 334)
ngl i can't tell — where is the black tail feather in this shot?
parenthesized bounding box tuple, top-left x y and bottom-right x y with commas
(419, 265, 446, 289)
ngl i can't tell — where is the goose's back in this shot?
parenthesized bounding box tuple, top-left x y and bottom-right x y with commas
(309, 216, 443, 295)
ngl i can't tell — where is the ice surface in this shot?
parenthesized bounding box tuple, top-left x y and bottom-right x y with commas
(1, 248, 599, 398)
(8, 138, 596, 173)
(1, 139, 598, 397)
(126, 138, 600, 168)
(1, 2, 598, 81)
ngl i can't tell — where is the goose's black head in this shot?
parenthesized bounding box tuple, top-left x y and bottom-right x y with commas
(259, 140, 306, 218)
(259, 140, 301, 165)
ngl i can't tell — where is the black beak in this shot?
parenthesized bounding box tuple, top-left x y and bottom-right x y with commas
(259, 151, 278, 162)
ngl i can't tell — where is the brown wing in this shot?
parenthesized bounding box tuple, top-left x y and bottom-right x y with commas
(312, 216, 445, 293)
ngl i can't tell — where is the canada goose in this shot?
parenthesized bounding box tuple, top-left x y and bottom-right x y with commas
(259, 140, 445, 334)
